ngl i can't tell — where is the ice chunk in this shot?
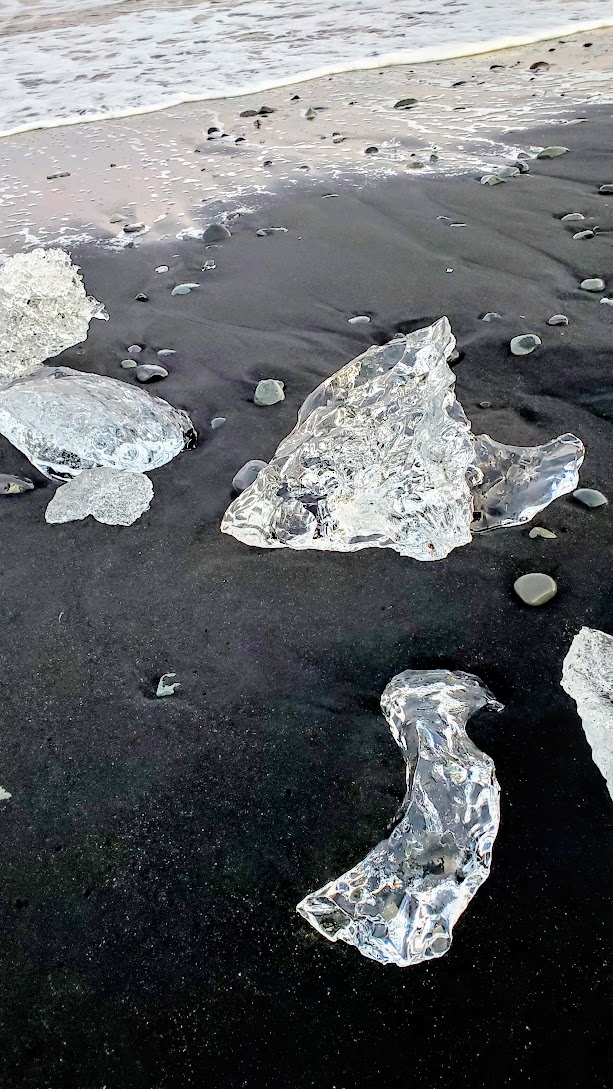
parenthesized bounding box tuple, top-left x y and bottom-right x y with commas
(45, 468, 153, 526)
(0, 249, 107, 383)
(221, 318, 583, 560)
(561, 627, 613, 800)
(0, 365, 196, 480)
(471, 433, 584, 532)
(298, 669, 502, 967)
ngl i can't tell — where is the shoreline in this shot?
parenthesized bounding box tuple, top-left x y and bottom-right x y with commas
(2, 28, 613, 259)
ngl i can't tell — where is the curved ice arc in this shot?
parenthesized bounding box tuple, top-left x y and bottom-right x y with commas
(297, 669, 502, 967)
(0, 366, 196, 480)
(221, 318, 584, 558)
(561, 627, 613, 801)
(0, 250, 107, 383)
(222, 318, 477, 560)
(471, 433, 584, 531)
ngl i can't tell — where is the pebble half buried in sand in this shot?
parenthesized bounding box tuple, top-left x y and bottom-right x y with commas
(510, 334, 541, 355)
(514, 573, 558, 605)
(529, 527, 557, 539)
(573, 488, 608, 508)
(580, 277, 605, 292)
(136, 364, 168, 383)
(0, 474, 34, 495)
(233, 460, 267, 492)
(536, 146, 568, 159)
(254, 380, 285, 406)
(548, 314, 569, 326)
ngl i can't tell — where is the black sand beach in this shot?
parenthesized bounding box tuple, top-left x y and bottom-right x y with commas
(0, 111, 612, 1088)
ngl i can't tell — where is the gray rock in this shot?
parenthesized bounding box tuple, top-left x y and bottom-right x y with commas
(510, 334, 541, 355)
(254, 379, 285, 406)
(127, 344, 142, 354)
(120, 359, 138, 369)
(481, 174, 505, 186)
(332, 135, 346, 144)
(580, 277, 605, 292)
(561, 212, 585, 221)
(239, 109, 258, 117)
(365, 146, 379, 155)
(171, 283, 199, 296)
(211, 417, 226, 429)
(536, 146, 568, 158)
(482, 312, 501, 321)
(305, 108, 317, 121)
(135, 364, 169, 382)
(123, 222, 146, 233)
(202, 223, 231, 243)
(394, 98, 418, 110)
(548, 314, 568, 325)
(348, 315, 371, 325)
(573, 229, 595, 240)
(598, 184, 613, 194)
(233, 459, 267, 492)
(514, 572, 557, 605)
(46, 171, 71, 180)
(157, 349, 176, 357)
(529, 527, 557, 539)
(572, 488, 607, 508)
(514, 161, 530, 174)
(0, 473, 34, 495)
(498, 166, 520, 178)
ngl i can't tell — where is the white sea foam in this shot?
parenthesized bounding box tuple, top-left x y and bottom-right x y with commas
(1, 0, 611, 137)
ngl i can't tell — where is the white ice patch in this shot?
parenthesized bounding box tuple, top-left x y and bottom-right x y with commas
(45, 468, 153, 526)
(561, 627, 613, 801)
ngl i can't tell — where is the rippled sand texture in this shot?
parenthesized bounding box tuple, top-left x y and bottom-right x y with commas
(1, 28, 613, 255)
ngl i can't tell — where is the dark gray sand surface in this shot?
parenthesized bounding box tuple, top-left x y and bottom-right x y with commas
(0, 112, 612, 1088)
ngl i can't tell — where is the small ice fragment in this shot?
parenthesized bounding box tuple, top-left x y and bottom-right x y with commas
(0, 786, 11, 801)
(529, 526, 557, 539)
(573, 230, 595, 240)
(580, 277, 605, 292)
(481, 175, 505, 186)
(536, 146, 568, 158)
(573, 488, 607, 508)
(348, 315, 370, 325)
(256, 227, 288, 236)
(157, 349, 176, 358)
(127, 345, 142, 355)
(498, 166, 520, 178)
(155, 265, 169, 274)
(45, 468, 153, 525)
(482, 312, 501, 321)
(172, 284, 199, 295)
(297, 669, 502, 966)
(0, 474, 34, 495)
(548, 314, 568, 326)
(394, 98, 418, 109)
(202, 260, 216, 271)
(0, 249, 107, 382)
(0, 366, 196, 479)
(561, 627, 613, 800)
(600, 297, 613, 306)
(120, 359, 137, 369)
(561, 212, 584, 222)
(598, 184, 613, 194)
(176, 228, 205, 241)
(510, 334, 541, 355)
(254, 379, 285, 406)
(123, 222, 146, 233)
(233, 459, 267, 492)
(136, 364, 168, 383)
(46, 171, 70, 180)
(211, 417, 226, 429)
(156, 673, 180, 697)
(514, 572, 557, 605)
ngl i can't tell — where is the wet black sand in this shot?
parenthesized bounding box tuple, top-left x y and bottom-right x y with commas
(0, 112, 612, 1088)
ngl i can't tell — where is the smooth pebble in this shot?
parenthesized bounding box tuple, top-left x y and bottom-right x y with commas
(548, 314, 568, 326)
(233, 460, 267, 492)
(254, 379, 285, 406)
(127, 345, 142, 354)
(348, 315, 370, 325)
(510, 334, 541, 355)
(598, 184, 613, 194)
(536, 146, 568, 158)
(157, 349, 176, 357)
(120, 359, 138, 369)
(572, 488, 607, 508)
(482, 312, 501, 321)
(561, 212, 584, 221)
(529, 527, 557, 539)
(202, 224, 231, 243)
(0, 474, 34, 495)
(135, 364, 168, 382)
(573, 229, 595, 240)
(514, 573, 558, 606)
(481, 175, 505, 186)
(172, 283, 199, 295)
(580, 277, 605, 292)
(155, 265, 169, 273)
(211, 417, 226, 429)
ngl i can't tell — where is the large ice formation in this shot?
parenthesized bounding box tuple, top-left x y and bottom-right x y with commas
(297, 669, 502, 966)
(222, 318, 583, 560)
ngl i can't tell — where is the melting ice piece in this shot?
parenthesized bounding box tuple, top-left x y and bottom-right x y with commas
(0, 249, 107, 383)
(297, 669, 502, 967)
(221, 318, 584, 560)
(561, 627, 613, 800)
(0, 366, 196, 480)
(471, 433, 584, 532)
(45, 468, 153, 526)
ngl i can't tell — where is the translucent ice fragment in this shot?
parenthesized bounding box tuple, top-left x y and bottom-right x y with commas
(561, 627, 613, 800)
(471, 433, 584, 532)
(222, 318, 477, 560)
(0, 249, 107, 382)
(297, 669, 502, 967)
(0, 366, 196, 480)
(156, 673, 180, 697)
(45, 468, 153, 526)
(222, 318, 583, 560)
